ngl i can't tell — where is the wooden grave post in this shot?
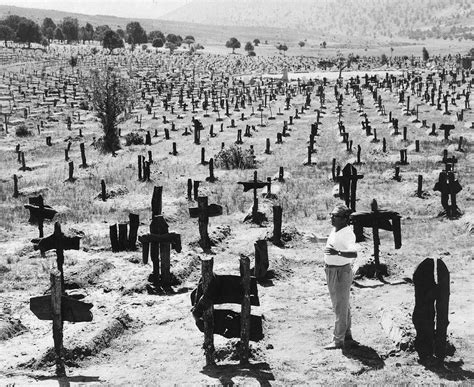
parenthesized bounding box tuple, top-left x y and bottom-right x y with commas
(24, 195, 57, 238)
(152, 186, 163, 216)
(189, 196, 223, 253)
(254, 240, 269, 280)
(350, 199, 402, 277)
(32, 222, 82, 287)
(79, 143, 87, 168)
(139, 215, 181, 286)
(336, 163, 364, 212)
(412, 258, 450, 362)
(30, 269, 93, 376)
(191, 257, 263, 366)
(237, 171, 270, 223)
(433, 171, 462, 218)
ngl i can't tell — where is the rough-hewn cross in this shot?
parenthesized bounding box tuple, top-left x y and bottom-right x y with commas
(238, 171, 270, 223)
(32, 222, 81, 287)
(336, 163, 364, 211)
(350, 199, 402, 277)
(138, 215, 181, 286)
(433, 170, 462, 218)
(189, 196, 223, 252)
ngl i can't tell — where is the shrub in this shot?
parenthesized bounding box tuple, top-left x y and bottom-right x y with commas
(79, 100, 89, 110)
(214, 145, 256, 169)
(15, 124, 32, 137)
(248, 51, 256, 57)
(124, 132, 144, 146)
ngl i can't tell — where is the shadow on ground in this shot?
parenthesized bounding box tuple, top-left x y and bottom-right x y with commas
(342, 344, 385, 371)
(201, 361, 275, 386)
(422, 358, 474, 381)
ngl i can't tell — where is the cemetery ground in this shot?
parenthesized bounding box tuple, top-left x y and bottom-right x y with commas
(0, 47, 473, 385)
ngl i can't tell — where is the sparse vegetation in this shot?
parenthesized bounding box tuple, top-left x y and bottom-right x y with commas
(214, 145, 256, 169)
(15, 123, 32, 137)
(124, 132, 144, 146)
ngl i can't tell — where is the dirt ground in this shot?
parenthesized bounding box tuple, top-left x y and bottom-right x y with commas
(0, 48, 473, 385)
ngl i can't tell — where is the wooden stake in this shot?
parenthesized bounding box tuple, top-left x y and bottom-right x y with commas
(201, 257, 215, 366)
(240, 255, 251, 365)
(51, 270, 65, 376)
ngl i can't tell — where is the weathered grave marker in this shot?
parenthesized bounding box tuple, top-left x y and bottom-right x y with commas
(412, 258, 450, 362)
(32, 222, 81, 286)
(336, 163, 363, 211)
(351, 199, 402, 277)
(238, 171, 270, 223)
(433, 170, 462, 218)
(139, 215, 181, 286)
(191, 256, 263, 366)
(30, 270, 93, 376)
(189, 196, 223, 252)
(24, 195, 57, 238)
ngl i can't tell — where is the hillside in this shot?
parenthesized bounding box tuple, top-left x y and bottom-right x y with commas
(0, 4, 302, 45)
(162, 0, 474, 41)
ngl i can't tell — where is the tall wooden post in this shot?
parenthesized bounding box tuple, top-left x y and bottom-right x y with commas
(198, 197, 211, 252)
(13, 174, 19, 198)
(201, 257, 215, 366)
(240, 255, 251, 365)
(80, 143, 87, 168)
(51, 270, 65, 376)
(254, 240, 269, 280)
(101, 179, 106, 201)
(152, 186, 163, 216)
(417, 175, 423, 198)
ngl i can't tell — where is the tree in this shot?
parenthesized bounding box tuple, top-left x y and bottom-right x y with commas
(321, 41, 327, 48)
(422, 47, 429, 61)
(276, 43, 288, 55)
(41, 17, 56, 40)
(226, 37, 240, 54)
(244, 41, 254, 55)
(90, 66, 132, 153)
(2, 15, 27, 32)
(336, 52, 358, 78)
(0, 25, 15, 46)
(183, 35, 195, 48)
(165, 41, 177, 53)
(152, 38, 164, 48)
(116, 28, 125, 39)
(103, 30, 124, 53)
(380, 53, 389, 65)
(148, 30, 165, 43)
(54, 27, 64, 41)
(253, 38, 260, 46)
(298, 41, 305, 47)
(126, 21, 147, 44)
(16, 19, 42, 48)
(79, 22, 94, 43)
(166, 33, 182, 46)
(60, 17, 79, 43)
(94, 25, 111, 42)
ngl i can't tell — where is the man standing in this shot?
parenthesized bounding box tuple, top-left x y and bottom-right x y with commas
(321, 204, 358, 349)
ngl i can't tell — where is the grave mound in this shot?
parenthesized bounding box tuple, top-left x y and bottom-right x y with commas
(0, 317, 27, 340)
(22, 312, 134, 370)
(66, 258, 115, 288)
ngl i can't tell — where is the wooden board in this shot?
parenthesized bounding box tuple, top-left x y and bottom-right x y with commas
(191, 275, 260, 306)
(194, 309, 264, 342)
(30, 295, 93, 323)
(412, 258, 450, 360)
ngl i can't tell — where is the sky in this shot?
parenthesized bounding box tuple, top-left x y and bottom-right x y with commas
(0, 0, 189, 18)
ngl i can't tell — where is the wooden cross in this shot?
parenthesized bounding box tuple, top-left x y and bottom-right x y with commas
(189, 196, 223, 252)
(439, 124, 455, 140)
(30, 269, 93, 376)
(138, 215, 181, 286)
(238, 171, 270, 223)
(32, 222, 81, 287)
(433, 170, 462, 218)
(351, 199, 402, 277)
(24, 195, 57, 237)
(336, 163, 364, 211)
